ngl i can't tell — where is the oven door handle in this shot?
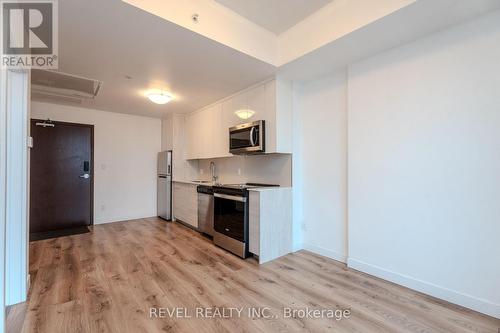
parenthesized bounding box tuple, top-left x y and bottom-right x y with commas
(214, 193, 247, 202)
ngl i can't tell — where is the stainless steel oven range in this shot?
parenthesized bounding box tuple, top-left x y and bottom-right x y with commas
(212, 183, 279, 258)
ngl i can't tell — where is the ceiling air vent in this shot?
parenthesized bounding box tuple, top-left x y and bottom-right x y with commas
(31, 69, 102, 100)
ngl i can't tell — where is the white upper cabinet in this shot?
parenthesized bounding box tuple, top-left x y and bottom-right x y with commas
(246, 83, 267, 122)
(186, 111, 201, 160)
(161, 116, 174, 151)
(223, 83, 267, 127)
(213, 103, 231, 158)
(185, 78, 292, 160)
(186, 103, 229, 160)
(198, 107, 212, 159)
(185, 114, 194, 160)
(226, 91, 248, 127)
(265, 79, 292, 154)
(162, 113, 198, 182)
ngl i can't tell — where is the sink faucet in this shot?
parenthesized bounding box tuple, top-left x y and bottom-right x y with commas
(209, 161, 217, 184)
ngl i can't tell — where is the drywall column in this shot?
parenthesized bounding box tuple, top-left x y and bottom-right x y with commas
(292, 70, 348, 261)
(291, 83, 304, 251)
(5, 70, 30, 306)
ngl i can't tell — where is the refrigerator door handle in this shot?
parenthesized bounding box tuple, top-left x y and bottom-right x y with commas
(158, 150, 173, 221)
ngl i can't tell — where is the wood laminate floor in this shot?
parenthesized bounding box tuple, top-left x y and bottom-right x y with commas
(11, 218, 500, 333)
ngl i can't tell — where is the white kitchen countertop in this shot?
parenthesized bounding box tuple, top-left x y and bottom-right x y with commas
(173, 180, 291, 190)
(248, 186, 292, 192)
(173, 180, 211, 185)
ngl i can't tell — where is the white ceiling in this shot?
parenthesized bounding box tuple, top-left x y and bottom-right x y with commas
(214, 0, 333, 35)
(43, 0, 276, 118)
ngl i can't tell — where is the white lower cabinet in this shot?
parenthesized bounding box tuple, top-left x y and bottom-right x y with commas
(248, 188, 293, 264)
(173, 182, 198, 228)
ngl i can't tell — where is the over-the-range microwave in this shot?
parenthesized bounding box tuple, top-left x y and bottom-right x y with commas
(229, 120, 265, 155)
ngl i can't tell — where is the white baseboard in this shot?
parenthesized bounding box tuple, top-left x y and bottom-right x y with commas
(302, 243, 347, 263)
(347, 258, 500, 319)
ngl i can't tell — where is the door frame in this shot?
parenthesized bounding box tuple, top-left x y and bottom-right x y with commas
(1, 67, 8, 333)
(30, 119, 95, 226)
(5, 70, 30, 307)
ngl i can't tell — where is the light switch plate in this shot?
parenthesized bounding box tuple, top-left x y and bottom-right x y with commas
(27, 136, 33, 148)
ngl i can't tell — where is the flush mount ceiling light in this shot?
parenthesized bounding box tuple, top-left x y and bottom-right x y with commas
(147, 90, 173, 105)
(234, 109, 255, 120)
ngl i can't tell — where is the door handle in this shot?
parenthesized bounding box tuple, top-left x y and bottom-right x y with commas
(80, 173, 90, 179)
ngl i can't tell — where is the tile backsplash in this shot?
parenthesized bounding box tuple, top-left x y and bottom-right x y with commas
(196, 154, 292, 186)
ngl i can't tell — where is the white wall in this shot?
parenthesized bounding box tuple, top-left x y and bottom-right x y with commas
(197, 154, 292, 187)
(347, 11, 500, 318)
(293, 70, 348, 262)
(291, 10, 500, 318)
(31, 102, 161, 224)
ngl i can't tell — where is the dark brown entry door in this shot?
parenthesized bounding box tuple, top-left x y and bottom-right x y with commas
(30, 119, 94, 233)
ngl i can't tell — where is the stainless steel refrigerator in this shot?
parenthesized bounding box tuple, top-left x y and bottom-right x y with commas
(157, 151, 172, 220)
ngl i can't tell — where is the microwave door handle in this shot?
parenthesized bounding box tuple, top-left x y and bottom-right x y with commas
(250, 127, 255, 146)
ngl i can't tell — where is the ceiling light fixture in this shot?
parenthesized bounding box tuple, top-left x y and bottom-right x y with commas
(147, 90, 173, 105)
(234, 109, 255, 120)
